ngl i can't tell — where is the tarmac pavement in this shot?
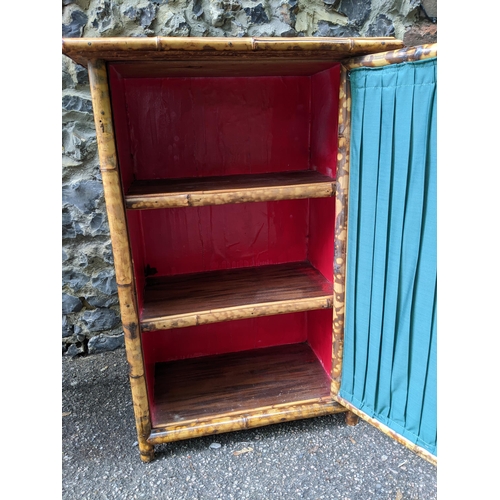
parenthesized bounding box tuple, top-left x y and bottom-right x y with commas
(62, 348, 437, 500)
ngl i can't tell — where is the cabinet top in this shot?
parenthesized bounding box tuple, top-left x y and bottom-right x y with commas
(62, 36, 405, 68)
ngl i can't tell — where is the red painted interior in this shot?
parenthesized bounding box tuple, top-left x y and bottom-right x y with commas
(135, 200, 308, 277)
(307, 308, 334, 375)
(308, 197, 335, 281)
(111, 72, 313, 180)
(310, 67, 341, 177)
(108, 64, 340, 403)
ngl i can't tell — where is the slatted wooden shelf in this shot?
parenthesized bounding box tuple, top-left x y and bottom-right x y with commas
(150, 343, 338, 428)
(125, 171, 335, 209)
(140, 262, 333, 331)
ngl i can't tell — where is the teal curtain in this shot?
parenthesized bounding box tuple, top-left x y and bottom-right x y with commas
(339, 58, 437, 456)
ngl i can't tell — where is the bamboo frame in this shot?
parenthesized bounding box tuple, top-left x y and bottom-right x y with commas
(331, 65, 351, 395)
(87, 60, 154, 463)
(148, 399, 346, 445)
(142, 296, 332, 331)
(125, 173, 335, 210)
(345, 43, 437, 69)
(331, 43, 439, 466)
(62, 37, 405, 67)
(333, 394, 437, 466)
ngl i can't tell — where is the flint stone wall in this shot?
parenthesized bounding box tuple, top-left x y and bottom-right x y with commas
(62, 0, 437, 356)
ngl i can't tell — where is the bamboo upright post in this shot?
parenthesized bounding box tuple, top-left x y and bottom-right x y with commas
(331, 65, 351, 400)
(87, 59, 154, 462)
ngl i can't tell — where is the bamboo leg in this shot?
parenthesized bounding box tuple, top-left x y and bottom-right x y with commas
(88, 59, 153, 462)
(345, 411, 359, 426)
(331, 65, 351, 395)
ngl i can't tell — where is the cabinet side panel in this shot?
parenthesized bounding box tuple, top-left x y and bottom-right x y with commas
(141, 313, 308, 363)
(125, 210, 145, 312)
(308, 197, 335, 282)
(307, 308, 333, 376)
(139, 200, 309, 276)
(119, 76, 311, 179)
(310, 65, 341, 178)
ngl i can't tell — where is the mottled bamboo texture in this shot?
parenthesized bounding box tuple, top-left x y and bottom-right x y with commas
(148, 400, 346, 444)
(87, 60, 154, 463)
(333, 394, 437, 466)
(331, 66, 351, 395)
(62, 37, 404, 67)
(141, 263, 332, 331)
(345, 43, 437, 69)
(125, 172, 335, 209)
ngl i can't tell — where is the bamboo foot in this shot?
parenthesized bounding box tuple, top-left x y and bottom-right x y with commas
(345, 411, 359, 426)
(139, 444, 155, 463)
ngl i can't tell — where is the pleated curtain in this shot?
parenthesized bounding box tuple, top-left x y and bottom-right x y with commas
(339, 58, 437, 456)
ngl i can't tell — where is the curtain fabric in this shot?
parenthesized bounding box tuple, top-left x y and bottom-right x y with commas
(339, 58, 437, 456)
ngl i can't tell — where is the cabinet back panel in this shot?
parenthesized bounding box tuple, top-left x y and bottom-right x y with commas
(142, 313, 308, 365)
(113, 75, 312, 180)
(134, 200, 309, 276)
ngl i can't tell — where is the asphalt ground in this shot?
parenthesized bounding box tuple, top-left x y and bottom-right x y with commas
(62, 348, 437, 500)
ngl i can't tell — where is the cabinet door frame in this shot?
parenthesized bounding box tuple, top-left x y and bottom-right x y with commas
(330, 43, 438, 466)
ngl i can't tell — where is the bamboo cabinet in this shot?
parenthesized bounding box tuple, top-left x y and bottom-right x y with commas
(62, 37, 437, 464)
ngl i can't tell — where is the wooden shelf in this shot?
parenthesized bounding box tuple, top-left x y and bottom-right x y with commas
(151, 343, 335, 428)
(125, 171, 335, 209)
(141, 262, 332, 331)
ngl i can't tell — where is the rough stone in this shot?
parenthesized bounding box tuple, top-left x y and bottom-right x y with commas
(87, 295, 118, 308)
(62, 208, 76, 239)
(75, 65, 89, 85)
(62, 95, 93, 114)
(62, 293, 83, 314)
(295, 0, 347, 35)
(314, 20, 359, 37)
(421, 0, 437, 20)
(192, 0, 204, 18)
(89, 0, 123, 35)
(66, 343, 85, 357)
(339, 0, 371, 28)
(62, 8, 88, 37)
(366, 14, 395, 37)
(88, 333, 125, 354)
(62, 121, 96, 162)
(244, 4, 269, 24)
(62, 316, 74, 338)
(62, 269, 90, 291)
(62, 67, 73, 90)
(82, 308, 120, 332)
(91, 269, 118, 296)
(74, 325, 85, 342)
(124, 3, 158, 29)
(103, 245, 115, 265)
(403, 21, 437, 46)
(62, 180, 103, 213)
(89, 212, 109, 236)
(160, 12, 191, 36)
